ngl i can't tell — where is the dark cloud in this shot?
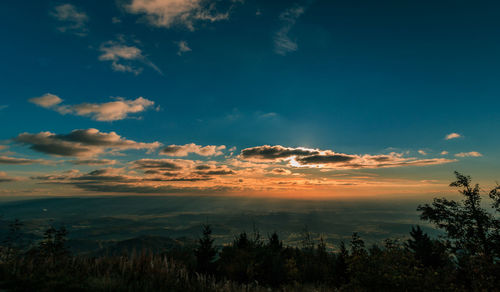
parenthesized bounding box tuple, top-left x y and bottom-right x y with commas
(240, 145, 320, 161)
(131, 159, 187, 171)
(296, 154, 356, 165)
(14, 128, 161, 157)
(195, 169, 235, 176)
(240, 145, 456, 169)
(70, 159, 117, 165)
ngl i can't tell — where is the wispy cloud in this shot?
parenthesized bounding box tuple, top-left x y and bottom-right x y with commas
(50, 4, 88, 36)
(99, 39, 161, 75)
(29, 94, 156, 121)
(274, 5, 305, 55)
(445, 132, 462, 140)
(0, 156, 54, 165)
(455, 151, 482, 157)
(125, 0, 238, 31)
(70, 159, 118, 166)
(0, 171, 22, 183)
(176, 40, 192, 55)
(418, 150, 427, 155)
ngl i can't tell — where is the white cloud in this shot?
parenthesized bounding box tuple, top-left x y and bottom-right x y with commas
(99, 40, 161, 75)
(418, 150, 427, 155)
(29, 94, 156, 121)
(125, 0, 234, 31)
(50, 4, 88, 36)
(440, 151, 449, 155)
(445, 133, 462, 140)
(161, 143, 226, 156)
(455, 151, 482, 157)
(176, 40, 192, 55)
(274, 5, 305, 55)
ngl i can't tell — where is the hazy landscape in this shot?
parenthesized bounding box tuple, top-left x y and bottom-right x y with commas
(0, 196, 434, 254)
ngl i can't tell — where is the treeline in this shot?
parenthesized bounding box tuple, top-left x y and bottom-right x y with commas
(1, 172, 500, 291)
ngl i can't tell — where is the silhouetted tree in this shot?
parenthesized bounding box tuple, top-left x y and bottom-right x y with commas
(38, 225, 68, 258)
(1, 219, 24, 261)
(417, 172, 500, 259)
(350, 232, 365, 256)
(268, 232, 282, 252)
(334, 241, 349, 286)
(406, 225, 447, 268)
(194, 224, 217, 275)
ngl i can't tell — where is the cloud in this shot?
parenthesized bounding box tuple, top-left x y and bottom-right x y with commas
(240, 145, 321, 161)
(29, 94, 156, 121)
(441, 151, 449, 155)
(99, 39, 161, 75)
(274, 5, 305, 55)
(193, 164, 235, 176)
(271, 168, 292, 175)
(161, 143, 226, 156)
(125, 0, 235, 31)
(445, 133, 462, 140)
(0, 171, 21, 183)
(29, 94, 63, 108)
(455, 151, 482, 157)
(418, 150, 427, 155)
(294, 153, 356, 165)
(176, 40, 192, 55)
(33, 166, 231, 194)
(240, 145, 456, 169)
(132, 159, 192, 171)
(0, 156, 54, 165)
(70, 159, 117, 166)
(14, 128, 161, 157)
(50, 4, 88, 36)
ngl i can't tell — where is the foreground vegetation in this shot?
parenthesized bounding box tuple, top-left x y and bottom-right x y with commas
(1, 172, 500, 291)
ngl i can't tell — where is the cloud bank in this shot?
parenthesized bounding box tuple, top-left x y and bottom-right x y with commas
(240, 145, 456, 169)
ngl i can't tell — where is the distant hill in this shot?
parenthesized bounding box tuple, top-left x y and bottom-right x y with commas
(92, 235, 196, 256)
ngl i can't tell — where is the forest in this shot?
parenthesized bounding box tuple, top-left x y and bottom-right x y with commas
(1, 172, 500, 291)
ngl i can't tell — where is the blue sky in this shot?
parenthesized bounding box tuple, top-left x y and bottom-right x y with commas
(0, 0, 498, 197)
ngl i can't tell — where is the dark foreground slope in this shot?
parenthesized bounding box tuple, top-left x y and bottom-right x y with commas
(1, 172, 500, 291)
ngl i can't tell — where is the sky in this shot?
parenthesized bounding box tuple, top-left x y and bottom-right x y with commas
(0, 0, 498, 199)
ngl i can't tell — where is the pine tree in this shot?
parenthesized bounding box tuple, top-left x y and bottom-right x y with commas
(195, 224, 217, 275)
